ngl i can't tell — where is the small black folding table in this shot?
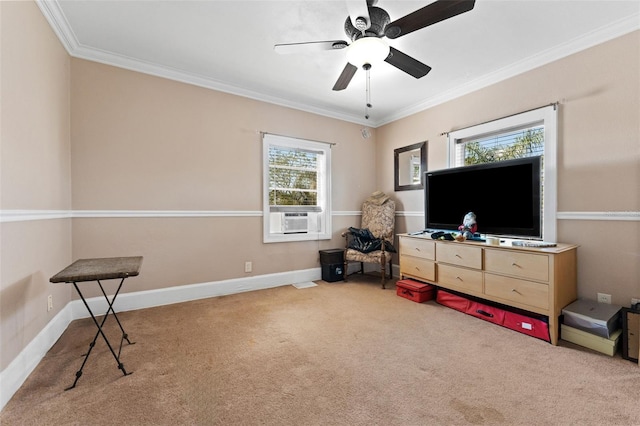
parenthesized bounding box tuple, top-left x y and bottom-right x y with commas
(50, 256, 143, 390)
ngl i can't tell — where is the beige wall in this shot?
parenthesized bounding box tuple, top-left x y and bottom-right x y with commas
(0, 2, 72, 371)
(70, 59, 379, 296)
(378, 31, 640, 305)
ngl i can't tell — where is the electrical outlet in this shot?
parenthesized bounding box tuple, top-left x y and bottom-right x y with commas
(47, 295, 53, 311)
(597, 292, 611, 304)
(245, 261, 252, 273)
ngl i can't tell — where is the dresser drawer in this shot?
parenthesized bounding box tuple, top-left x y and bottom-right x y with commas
(485, 249, 549, 282)
(484, 273, 549, 311)
(437, 264, 483, 293)
(436, 243, 482, 269)
(400, 256, 436, 282)
(399, 236, 435, 260)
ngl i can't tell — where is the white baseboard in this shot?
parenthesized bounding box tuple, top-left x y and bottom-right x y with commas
(1, 267, 321, 411)
(0, 306, 73, 411)
(71, 267, 321, 319)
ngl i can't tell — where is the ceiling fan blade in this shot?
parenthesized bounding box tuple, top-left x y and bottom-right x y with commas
(332, 63, 358, 91)
(384, 47, 431, 79)
(385, 0, 475, 39)
(274, 40, 348, 54)
(346, 0, 371, 31)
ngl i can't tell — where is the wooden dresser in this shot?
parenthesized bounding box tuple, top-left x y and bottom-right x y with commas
(399, 234, 578, 345)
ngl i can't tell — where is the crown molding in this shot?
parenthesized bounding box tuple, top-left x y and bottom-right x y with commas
(35, 0, 79, 54)
(69, 43, 370, 126)
(377, 13, 640, 126)
(36, 1, 639, 129)
(34, 0, 370, 126)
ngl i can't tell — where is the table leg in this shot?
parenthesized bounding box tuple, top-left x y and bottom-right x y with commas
(66, 279, 133, 390)
(97, 278, 135, 346)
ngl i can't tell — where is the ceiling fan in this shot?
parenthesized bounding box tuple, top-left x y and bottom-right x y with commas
(274, 0, 476, 92)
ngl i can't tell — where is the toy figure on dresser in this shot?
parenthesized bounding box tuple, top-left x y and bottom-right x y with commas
(455, 212, 478, 242)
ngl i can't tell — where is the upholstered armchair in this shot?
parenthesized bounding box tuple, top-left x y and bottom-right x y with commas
(342, 192, 396, 289)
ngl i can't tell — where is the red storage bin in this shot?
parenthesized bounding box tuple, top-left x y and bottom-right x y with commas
(466, 301, 506, 326)
(503, 311, 550, 342)
(396, 279, 434, 303)
(437, 289, 551, 342)
(436, 289, 470, 313)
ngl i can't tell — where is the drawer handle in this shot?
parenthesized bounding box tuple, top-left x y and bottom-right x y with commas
(456, 276, 463, 281)
(511, 288, 522, 295)
(455, 254, 462, 258)
(414, 248, 421, 252)
(476, 309, 494, 318)
(512, 262, 521, 268)
(414, 266, 421, 271)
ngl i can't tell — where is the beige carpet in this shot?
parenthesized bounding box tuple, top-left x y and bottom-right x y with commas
(2, 275, 639, 425)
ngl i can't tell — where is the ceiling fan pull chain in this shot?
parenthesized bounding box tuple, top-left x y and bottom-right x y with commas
(364, 63, 372, 119)
(366, 66, 371, 107)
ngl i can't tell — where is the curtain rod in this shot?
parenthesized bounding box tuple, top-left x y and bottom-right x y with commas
(439, 102, 559, 137)
(260, 131, 337, 146)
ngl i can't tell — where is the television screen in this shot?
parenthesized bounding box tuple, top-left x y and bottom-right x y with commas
(425, 156, 542, 239)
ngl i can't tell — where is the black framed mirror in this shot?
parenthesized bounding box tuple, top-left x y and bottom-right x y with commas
(394, 141, 427, 191)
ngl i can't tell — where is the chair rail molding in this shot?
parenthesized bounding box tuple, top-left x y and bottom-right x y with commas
(556, 211, 640, 221)
(2, 210, 639, 223)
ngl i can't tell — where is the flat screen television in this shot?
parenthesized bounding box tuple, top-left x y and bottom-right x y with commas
(424, 156, 542, 239)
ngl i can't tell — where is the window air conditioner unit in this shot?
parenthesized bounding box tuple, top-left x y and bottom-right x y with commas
(283, 212, 308, 234)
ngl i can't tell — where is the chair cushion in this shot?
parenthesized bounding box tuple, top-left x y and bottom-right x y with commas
(345, 248, 389, 263)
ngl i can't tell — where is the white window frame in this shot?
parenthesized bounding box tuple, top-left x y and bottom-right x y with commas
(262, 133, 332, 243)
(447, 105, 558, 242)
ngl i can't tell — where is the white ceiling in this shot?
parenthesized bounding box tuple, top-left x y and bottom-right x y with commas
(39, 0, 639, 127)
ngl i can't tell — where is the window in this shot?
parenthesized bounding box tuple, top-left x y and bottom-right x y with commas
(262, 133, 332, 243)
(455, 126, 544, 166)
(448, 105, 557, 241)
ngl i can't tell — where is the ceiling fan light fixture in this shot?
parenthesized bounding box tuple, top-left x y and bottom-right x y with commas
(346, 37, 390, 68)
